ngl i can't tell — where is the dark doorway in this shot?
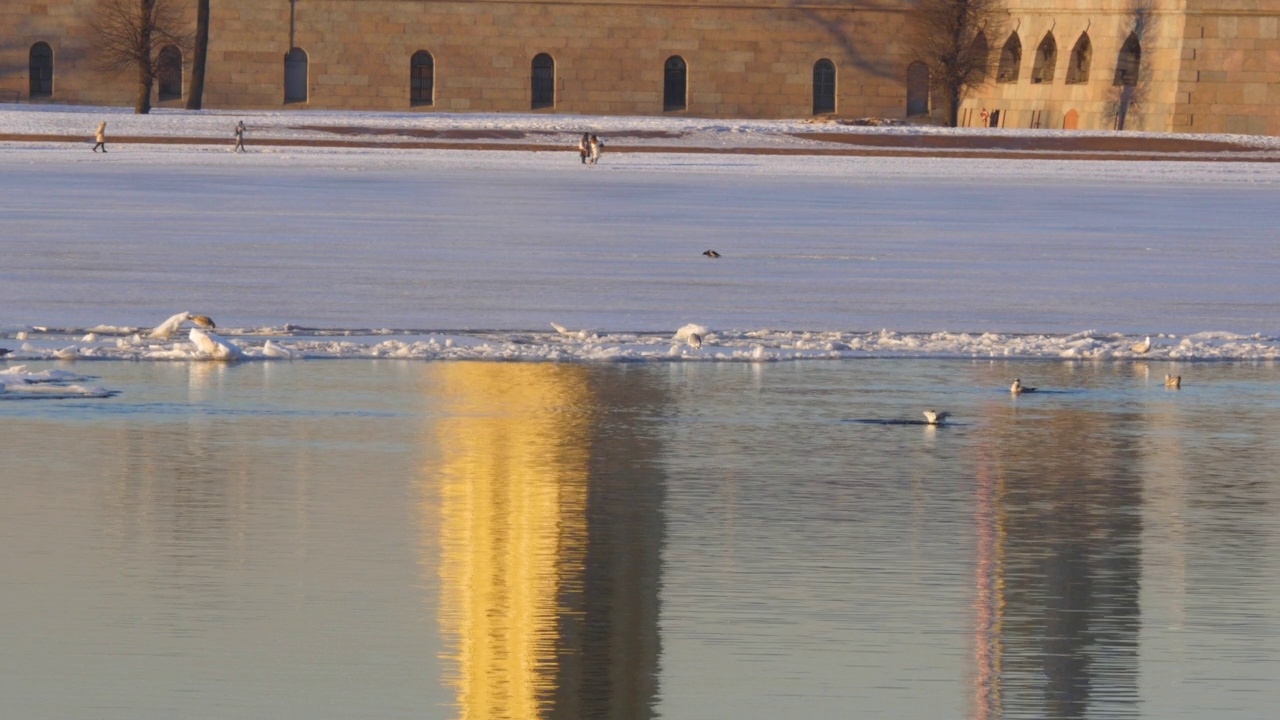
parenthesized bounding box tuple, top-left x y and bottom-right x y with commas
(664, 56, 687, 112)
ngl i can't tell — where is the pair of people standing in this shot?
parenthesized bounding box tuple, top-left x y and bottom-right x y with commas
(578, 133, 602, 165)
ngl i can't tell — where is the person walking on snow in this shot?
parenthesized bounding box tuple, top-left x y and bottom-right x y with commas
(578, 132, 590, 164)
(589, 134, 602, 164)
(233, 120, 246, 152)
(92, 121, 107, 152)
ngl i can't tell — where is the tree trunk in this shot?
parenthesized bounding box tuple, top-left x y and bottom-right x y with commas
(135, 0, 155, 114)
(948, 87, 961, 128)
(186, 0, 209, 109)
(136, 65, 153, 114)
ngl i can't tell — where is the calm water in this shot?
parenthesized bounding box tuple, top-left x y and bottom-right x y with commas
(3, 359, 1279, 719)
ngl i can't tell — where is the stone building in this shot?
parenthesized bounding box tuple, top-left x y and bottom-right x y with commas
(3, 0, 1279, 135)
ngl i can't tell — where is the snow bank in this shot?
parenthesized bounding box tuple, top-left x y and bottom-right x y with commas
(3, 326, 1276, 363)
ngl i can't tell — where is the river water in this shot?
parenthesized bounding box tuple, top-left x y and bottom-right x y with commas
(3, 359, 1278, 719)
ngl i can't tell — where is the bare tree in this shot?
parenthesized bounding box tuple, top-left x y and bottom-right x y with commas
(906, 0, 1005, 127)
(91, 0, 192, 114)
(1105, 1, 1156, 130)
(185, 0, 209, 109)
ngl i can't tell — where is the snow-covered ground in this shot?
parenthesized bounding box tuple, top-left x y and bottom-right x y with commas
(2, 107, 1279, 364)
(7, 104, 1280, 154)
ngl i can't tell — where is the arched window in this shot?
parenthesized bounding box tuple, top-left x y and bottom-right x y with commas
(284, 47, 308, 103)
(157, 45, 182, 101)
(1031, 32, 1057, 84)
(1115, 33, 1141, 86)
(906, 61, 929, 116)
(1066, 33, 1091, 84)
(411, 51, 434, 106)
(664, 56, 687, 112)
(812, 59, 836, 114)
(531, 53, 554, 109)
(997, 33, 1021, 83)
(969, 32, 990, 82)
(29, 42, 53, 98)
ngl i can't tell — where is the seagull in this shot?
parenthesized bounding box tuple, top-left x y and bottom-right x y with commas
(702, 250, 721, 259)
(1165, 374, 1181, 389)
(0, 348, 9, 357)
(148, 311, 194, 340)
(687, 333, 703, 349)
(1010, 378, 1037, 394)
(1131, 336, 1152, 354)
(550, 322, 590, 340)
(923, 410, 951, 426)
(190, 315, 216, 329)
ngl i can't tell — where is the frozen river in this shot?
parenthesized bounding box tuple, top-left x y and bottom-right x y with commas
(2, 147, 1278, 339)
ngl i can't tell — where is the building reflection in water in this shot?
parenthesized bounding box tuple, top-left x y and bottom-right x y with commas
(971, 392, 1142, 720)
(428, 363, 664, 720)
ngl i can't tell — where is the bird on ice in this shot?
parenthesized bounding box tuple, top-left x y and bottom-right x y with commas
(148, 312, 217, 339)
(703, 250, 721, 259)
(923, 410, 951, 426)
(687, 333, 703, 349)
(1165, 374, 1182, 389)
(1130, 336, 1153, 354)
(550, 322, 590, 340)
(1010, 378, 1037, 394)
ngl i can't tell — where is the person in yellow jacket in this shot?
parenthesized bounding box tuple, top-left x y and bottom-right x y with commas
(92, 121, 106, 152)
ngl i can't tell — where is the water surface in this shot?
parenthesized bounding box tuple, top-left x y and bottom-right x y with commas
(3, 359, 1278, 719)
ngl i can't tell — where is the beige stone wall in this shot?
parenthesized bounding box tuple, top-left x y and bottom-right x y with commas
(2, 0, 918, 119)
(958, 1, 1188, 132)
(204, 0, 916, 118)
(1176, 1, 1280, 135)
(3, 0, 1280, 135)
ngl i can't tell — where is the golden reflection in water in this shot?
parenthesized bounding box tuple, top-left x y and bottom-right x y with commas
(430, 363, 594, 720)
(972, 439, 1006, 720)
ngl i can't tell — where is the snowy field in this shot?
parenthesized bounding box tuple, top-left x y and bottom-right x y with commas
(2, 107, 1279, 370)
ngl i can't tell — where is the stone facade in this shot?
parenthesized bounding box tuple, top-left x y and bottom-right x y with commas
(2, 0, 1279, 134)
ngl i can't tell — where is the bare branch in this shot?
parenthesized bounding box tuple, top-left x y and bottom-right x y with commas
(87, 0, 193, 113)
(905, 0, 1007, 127)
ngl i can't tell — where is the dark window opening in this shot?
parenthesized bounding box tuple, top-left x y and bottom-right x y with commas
(284, 48, 308, 103)
(1114, 34, 1141, 87)
(969, 32, 990, 83)
(1066, 33, 1091, 84)
(29, 42, 53, 98)
(997, 33, 1021, 83)
(157, 45, 182, 101)
(812, 59, 835, 115)
(906, 61, 929, 116)
(411, 51, 434, 106)
(664, 56, 687, 112)
(531, 53, 555, 109)
(1031, 33, 1057, 84)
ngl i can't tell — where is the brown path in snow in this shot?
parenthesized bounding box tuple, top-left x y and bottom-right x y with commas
(2, 128, 1277, 162)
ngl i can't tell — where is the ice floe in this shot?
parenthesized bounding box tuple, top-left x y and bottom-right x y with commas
(0, 365, 116, 399)
(2, 325, 1276, 363)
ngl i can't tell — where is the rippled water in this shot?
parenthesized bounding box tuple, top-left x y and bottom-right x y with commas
(3, 360, 1278, 719)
